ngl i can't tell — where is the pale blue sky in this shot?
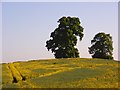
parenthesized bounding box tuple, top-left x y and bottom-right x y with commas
(2, 2, 118, 63)
(0, 2, 2, 63)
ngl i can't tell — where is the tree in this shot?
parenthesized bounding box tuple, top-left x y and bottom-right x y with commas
(46, 16, 84, 58)
(88, 32, 113, 59)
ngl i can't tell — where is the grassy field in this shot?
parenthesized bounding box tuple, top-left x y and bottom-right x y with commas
(1, 58, 119, 88)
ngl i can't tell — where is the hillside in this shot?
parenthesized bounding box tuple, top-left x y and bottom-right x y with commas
(0, 58, 119, 88)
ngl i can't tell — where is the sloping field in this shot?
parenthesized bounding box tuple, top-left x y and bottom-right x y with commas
(1, 58, 119, 88)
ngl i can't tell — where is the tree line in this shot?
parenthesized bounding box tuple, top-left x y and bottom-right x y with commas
(46, 16, 113, 59)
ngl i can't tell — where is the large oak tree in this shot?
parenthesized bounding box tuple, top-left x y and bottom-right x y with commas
(46, 16, 84, 58)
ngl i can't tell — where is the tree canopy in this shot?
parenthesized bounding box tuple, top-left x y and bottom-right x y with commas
(46, 16, 84, 58)
(88, 32, 113, 59)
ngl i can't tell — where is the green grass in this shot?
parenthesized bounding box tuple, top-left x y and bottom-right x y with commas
(1, 58, 119, 88)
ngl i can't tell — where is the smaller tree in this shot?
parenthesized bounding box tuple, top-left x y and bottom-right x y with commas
(88, 32, 113, 59)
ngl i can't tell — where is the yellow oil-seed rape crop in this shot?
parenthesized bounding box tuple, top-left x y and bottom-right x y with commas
(1, 58, 119, 88)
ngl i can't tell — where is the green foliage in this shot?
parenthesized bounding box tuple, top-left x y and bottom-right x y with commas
(46, 16, 84, 58)
(88, 32, 113, 59)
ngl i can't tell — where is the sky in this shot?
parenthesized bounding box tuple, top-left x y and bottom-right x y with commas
(0, 2, 2, 63)
(1, 2, 118, 63)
